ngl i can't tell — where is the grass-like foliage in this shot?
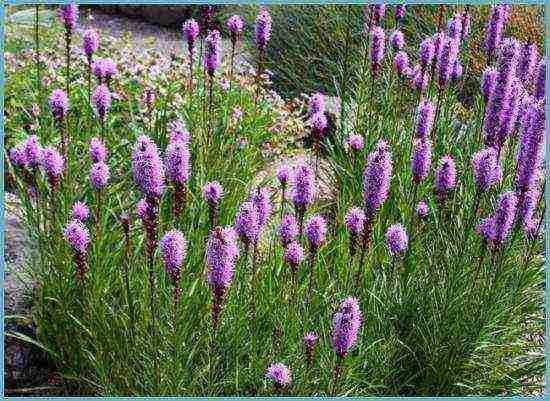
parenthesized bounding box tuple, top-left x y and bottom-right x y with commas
(4, 4, 544, 396)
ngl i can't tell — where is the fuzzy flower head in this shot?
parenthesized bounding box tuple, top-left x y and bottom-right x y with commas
(515, 101, 544, 192)
(308, 92, 326, 116)
(331, 297, 362, 358)
(227, 15, 245, 38)
(535, 59, 545, 100)
(367, 4, 386, 26)
(83, 29, 99, 59)
(58, 3, 78, 32)
(309, 112, 327, 139)
(136, 198, 147, 221)
(394, 51, 411, 77)
(249, 187, 271, 228)
(235, 201, 260, 246)
(447, 13, 463, 40)
(292, 165, 314, 211)
(481, 66, 497, 102)
(203, 30, 222, 76)
(415, 99, 435, 139)
(254, 7, 271, 52)
(168, 119, 190, 144)
(472, 147, 502, 193)
(518, 42, 539, 80)
(265, 363, 291, 387)
(419, 37, 435, 69)
(437, 37, 460, 90)
(434, 155, 456, 194)
(9, 144, 27, 168)
(303, 331, 318, 348)
(484, 5, 509, 60)
(283, 241, 304, 267)
(276, 165, 292, 189)
(164, 140, 190, 185)
(160, 230, 187, 282)
(92, 58, 117, 81)
(390, 29, 405, 51)
(41, 146, 64, 184)
(89, 137, 107, 163)
(410, 64, 429, 92)
(370, 26, 386, 75)
(205, 226, 239, 290)
(305, 214, 327, 250)
(345, 134, 364, 152)
(385, 223, 408, 254)
(518, 186, 540, 233)
(92, 84, 111, 120)
(89, 161, 110, 189)
(345, 206, 366, 236)
(23, 135, 42, 168)
(416, 200, 429, 219)
(363, 139, 393, 217)
(63, 219, 89, 253)
(278, 213, 299, 247)
(131, 135, 165, 199)
(395, 5, 406, 21)
(493, 191, 517, 245)
(49, 89, 69, 119)
(411, 138, 432, 183)
(476, 217, 495, 243)
(202, 181, 223, 207)
(71, 201, 89, 221)
(182, 19, 200, 45)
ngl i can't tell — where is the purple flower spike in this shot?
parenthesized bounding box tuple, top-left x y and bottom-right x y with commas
(368, 4, 386, 26)
(58, 4, 78, 32)
(434, 156, 456, 200)
(160, 229, 187, 283)
(395, 5, 406, 21)
(92, 58, 118, 82)
(410, 64, 429, 92)
(515, 101, 544, 192)
(370, 26, 385, 76)
(363, 139, 392, 217)
(518, 42, 539, 81)
(206, 226, 239, 290)
(250, 187, 271, 228)
(345, 134, 364, 152)
(419, 37, 435, 70)
(131, 135, 165, 199)
(415, 99, 435, 139)
(89, 161, 110, 189)
(484, 5, 509, 61)
(411, 138, 432, 183)
(136, 198, 147, 221)
(493, 191, 517, 245)
(472, 148, 502, 193)
(476, 217, 495, 243)
(305, 214, 327, 250)
(89, 137, 107, 163)
(276, 165, 292, 189)
(534, 59, 545, 100)
(83, 29, 99, 59)
(283, 241, 304, 268)
(235, 201, 260, 246)
(447, 13, 463, 40)
(23, 135, 42, 168)
(331, 297, 362, 358)
(433, 32, 446, 61)
(49, 89, 69, 119)
(394, 51, 411, 77)
(92, 84, 111, 121)
(165, 140, 190, 185)
(265, 362, 292, 387)
(202, 181, 223, 207)
(204, 30, 221, 76)
(452, 60, 463, 81)
(345, 206, 366, 236)
(71, 201, 89, 221)
(386, 223, 408, 254)
(254, 7, 271, 53)
(227, 15, 245, 38)
(390, 29, 405, 51)
(41, 146, 64, 187)
(292, 165, 314, 212)
(308, 92, 325, 116)
(278, 213, 299, 247)
(304, 332, 318, 348)
(518, 186, 540, 233)
(9, 144, 28, 168)
(64, 219, 89, 253)
(309, 112, 327, 140)
(182, 18, 199, 43)
(481, 67, 497, 102)
(416, 200, 429, 219)
(437, 37, 460, 90)
(168, 119, 190, 144)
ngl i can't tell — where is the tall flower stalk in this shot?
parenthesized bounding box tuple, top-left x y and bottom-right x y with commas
(182, 19, 199, 90)
(226, 15, 244, 87)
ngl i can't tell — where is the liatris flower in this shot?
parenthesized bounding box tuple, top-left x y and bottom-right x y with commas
(136, 198, 147, 221)
(492, 191, 517, 245)
(91, 84, 111, 122)
(292, 165, 314, 220)
(71, 201, 89, 221)
(309, 112, 327, 141)
(168, 119, 190, 144)
(363, 139, 392, 218)
(250, 187, 271, 228)
(48, 89, 69, 119)
(395, 5, 406, 22)
(131, 135, 165, 199)
(415, 99, 435, 139)
(303, 332, 318, 365)
(368, 4, 386, 26)
(276, 165, 292, 190)
(498, 78, 522, 143)
(447, 13, 463, 40)
(518, 186, 540, 234)
(23, 135, 42, 168)
(41, 146, 64, 188)
(182, 19, 200, 56)
(89, 162, 110, 189)
(484, 5, 509, 62)
(515, 101, 544, 193)
(265, 362, 292, 388)
(63, 219, 89, 281)
(411, 138, 432, 183)
(9, 144, 28, 168)
(203, 30, 221, 77)
(202, 181, 223, 226)
(305, 214, 327, 251)
(390, 29, 405, 51)
(345, 206, 366, 257)
(434, 155, 456, 202)
(283, 241, 304, 282)
(461, 10, 471, 40)
(278, 213, 299, 247)
(370, 26, 385, 76)
(433, 32, 445, 62)
(472, 148, 502, 193)
(308, 92, 325, 116)
(227, 15, 244, 41)
(534, 59, 545, 100)
(419, 37, 435, 70)
(476, 217, 495, 243)
(394, 51, 411, 77)
(254, 7, 271, 53)
(410, 64, 429, 92)
(92, 58, 117, 83)
(160, 229, 187, 284)
(386, 223, 408, 254)
(205, 226, 239, 330)
(235, 201, 260, 248)
(452, 60, 463, 81)
(481, 66, 497, 102)
(89, 137, 107, 163)
(164, 140, 190, 185)
(416, 200, 429, 219)
(58, 3, 78, 33)
(437, 37, 460, 90)
(83, 29, 99, 60)
(345, 134, 364, 152)
(518, 42, 539, 81)
(331, 297, 362, 358)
